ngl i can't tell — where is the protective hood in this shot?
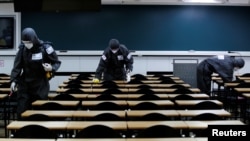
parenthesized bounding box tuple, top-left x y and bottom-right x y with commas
(234, 58, 245, 68)
(21, 27, 41, 46)
(109, 39, 120, 50)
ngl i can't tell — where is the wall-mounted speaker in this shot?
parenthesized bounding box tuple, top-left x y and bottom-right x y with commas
(14, 0, 101, 12)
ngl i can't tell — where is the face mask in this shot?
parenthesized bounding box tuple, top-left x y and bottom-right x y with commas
(111, 49, 119, 54)
(24, 43, 33, 49)
(234, 67, 239, 71)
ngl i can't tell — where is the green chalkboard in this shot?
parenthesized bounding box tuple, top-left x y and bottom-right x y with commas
(21, 5, 250, 51)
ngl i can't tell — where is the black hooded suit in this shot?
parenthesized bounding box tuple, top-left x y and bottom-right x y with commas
(10, 27, 61, 119)
(95, 39, 133, 81)
(197, 55, 245, 95)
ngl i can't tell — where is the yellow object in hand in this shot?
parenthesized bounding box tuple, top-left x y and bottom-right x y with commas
(46, 71, 52, 79)
(92, 78, 100, 83)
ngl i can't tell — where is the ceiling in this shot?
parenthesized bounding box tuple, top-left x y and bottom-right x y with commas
(0, 0, 249, 6)
(101, 0, 250, 6)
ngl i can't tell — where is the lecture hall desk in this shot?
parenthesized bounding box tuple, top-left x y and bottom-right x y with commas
(32, 100, 80, 110)
(0, 139, 55, 141)
(126, 100, 175, 109)
(57, 138, 206, 141)
(7, 121, 69, 136)
(184, 120, 245, 130)
(57, 139, 126, 141)
(126, 138, 200, 141)
(21, 110, 75, 119)
(126, 110, 179, 120)
(174, 100, 223, 109)
(126, 120, 188, 130)
(177, 109, 231, 119)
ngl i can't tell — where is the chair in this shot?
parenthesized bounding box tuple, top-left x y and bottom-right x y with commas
(52, 94, 77, 100)
(136, 88, 155, 95)
(20, 113, 52, 121)
(35, 102, 65, 110)
(92, 102, 124, 110)
(137, 84, 152, 89)
(169, 84, 187, 89)
(172, 94, 195, 100)
(159, 77, 176, 84)
(191, 101, 222, 110)
(171, 88, 195, 94)
(96, 94, 118, 100)
(127, 79, 144, 84)
(34, 102, 74, 120)
(13, 125, 57, 138)
(75, 125, 122, 138)
(67, 79, 84, 84)
(138, 94, 161, 100)
(101, 88, 123, 95)
(101, 80, 119, 88)
(139, 113, 172, 121)
(130, 102, 162, 110)
(63, 83, 83, 89)
(62, 88, 85, 94)
(135, 125, 181, 138)
(190, 113, 223, 121)
(91, 113, 123, 121)
(131, 74, 148, 80)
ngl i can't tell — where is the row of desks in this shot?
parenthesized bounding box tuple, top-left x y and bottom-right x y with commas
(56, 88, 201, 94)
(21, 109, 232, 119)
(0, 138, 207, 141)
(7, 120, 244, 132)
(31, 99, 224, 109)
(49, 93, 210, 100)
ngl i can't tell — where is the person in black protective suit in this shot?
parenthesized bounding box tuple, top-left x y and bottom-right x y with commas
(93, 39, 133, 83)
(197, 55, 245, 95)
(10, 27, 61, 119)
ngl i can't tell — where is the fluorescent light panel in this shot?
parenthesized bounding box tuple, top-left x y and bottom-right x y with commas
(182, 0, 224, 3)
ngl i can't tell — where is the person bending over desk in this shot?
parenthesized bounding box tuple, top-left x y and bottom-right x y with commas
(197, 55, 244, 95)
(93, 38, 133, 83)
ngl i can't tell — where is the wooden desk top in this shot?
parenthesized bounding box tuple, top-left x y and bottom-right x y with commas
(126, 138, 197, 141)
(167, 94, 209, 99)
(72, 110, 126, 118)
(128, 88, 176, 93)
(127, 100, 174, 106)
(81, 100, 127, 106)
(7, 121, 69, 130)
(0, 80, 10, 83)
(0, 88, 10, 92)
(177, 109, 231, 117)
(127, 94, 169, 99)
(175, 100, 223, 106)
(237, 77, 250, 80)
(57, 139, 125, 141)
(242, 93, 250, 98)
(234, 88, 250, 93)
(0, 139, 55, 141)
(0, 94, 8, 99)
(66, 121, 127, 130)
(184, 120, 245, 129)
(21, 110, 75, 118)
(91, 88, 128, 93)
(32, 100, 80, 107)
(87, 94, 128, 99)
(48, 93, 88, 99)
(127, 121, 188, 129)
(126, 110, 179, 117)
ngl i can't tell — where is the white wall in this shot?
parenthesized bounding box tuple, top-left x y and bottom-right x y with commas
(1, 3, 250, 91)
